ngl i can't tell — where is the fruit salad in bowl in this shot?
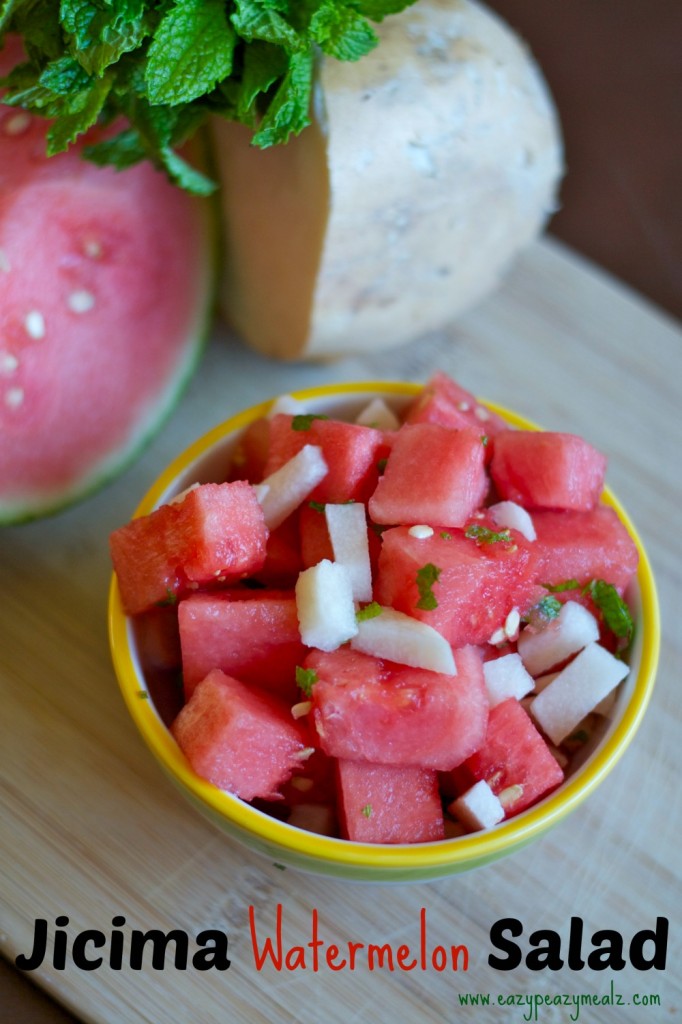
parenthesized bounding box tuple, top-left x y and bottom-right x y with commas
(108, 373, 659, 880)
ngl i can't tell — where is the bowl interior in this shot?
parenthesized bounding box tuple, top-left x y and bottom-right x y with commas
(109, 382, 660, 879)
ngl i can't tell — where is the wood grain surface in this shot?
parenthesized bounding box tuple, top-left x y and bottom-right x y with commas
(1, 237, 680, 1024)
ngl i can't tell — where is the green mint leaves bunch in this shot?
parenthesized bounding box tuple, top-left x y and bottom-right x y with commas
(0, 0, 417, 194)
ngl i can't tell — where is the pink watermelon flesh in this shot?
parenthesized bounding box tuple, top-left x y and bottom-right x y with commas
(369, 423, 488, 527)
(179, 590, 306, 700)
(490, 431, 607, 511)
(449, 698, 564, 818)
(0, 40, 212, 522)
(307, 645, 489, 771)
(109, 482, 268, 615)
(532, 506, 639, 593)
(375, 525, 539, 647)
(263, 415, 386, 503)
(337, 760, 445, 844)
(405, 370, 506, 442)
(171, 669, 309, 801)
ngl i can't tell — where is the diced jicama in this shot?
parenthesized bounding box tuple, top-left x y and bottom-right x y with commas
(483, 653, 535, 707)
(489, 500, 537, 542)
(255, 444, 328, 529)
(325, 502, 372, 602)
(517, 600, 600, 677)
(350, 607, 456, 675)
(267, 394, 309, 418)
(295, 559, 357, 651)
(354, 397, 400, 432)
(530, 642, 629, 745)
(449, 780, 505, 831)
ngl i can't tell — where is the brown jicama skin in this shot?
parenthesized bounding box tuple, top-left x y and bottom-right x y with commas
(211, 0, 563, 361)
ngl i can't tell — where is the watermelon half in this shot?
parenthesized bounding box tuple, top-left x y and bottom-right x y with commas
(0, 38, 214, 524)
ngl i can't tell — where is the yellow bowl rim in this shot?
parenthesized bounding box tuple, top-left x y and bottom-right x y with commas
(108, 380, 661, 872)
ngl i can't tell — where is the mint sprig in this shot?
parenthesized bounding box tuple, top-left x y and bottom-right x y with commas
(0, 0, 420, 193)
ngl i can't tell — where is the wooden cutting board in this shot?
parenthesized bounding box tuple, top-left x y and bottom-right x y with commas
(1, 237, 680, 1024)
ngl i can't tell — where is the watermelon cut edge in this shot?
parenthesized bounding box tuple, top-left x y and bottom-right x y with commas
(0, 292, 213, 525)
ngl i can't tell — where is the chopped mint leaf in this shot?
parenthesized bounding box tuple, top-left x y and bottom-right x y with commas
(543, 579, 580, 593)
(156, 587, 178, 607)
(377, 457, 388, 474)
(291, 413, 329, 431)
(480, 435, 489, 447)
(361, 803, 373, 818)
(535, 595, 562, 619)
(586, 579, 635, 645)
(440, 531, 451, 541)
(416, 562, 441, 611)
(295, 666, 318, 698)
(465, 523, 512, 545)
(137, 689, 149, 699)
(356, 601, 382, 622)
(308, 500, 326, 513)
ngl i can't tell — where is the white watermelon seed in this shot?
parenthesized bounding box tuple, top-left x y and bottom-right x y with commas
(474, 406, 490, 421)
(0, 352, 19, 374)
(24, 311, 45, 340)
(291, 701, 312, 719)
(408, 524, 434, 539)
(4, 386, 24, 409)
(67, 289, 96, 314)
(4, 112, 31, 136)
(489, 627, 507, 646)
(82, 238, 103, 259)
(498, 783, 524, 808)
(504, 607, 521, 638)
(457, 401, 470, 411)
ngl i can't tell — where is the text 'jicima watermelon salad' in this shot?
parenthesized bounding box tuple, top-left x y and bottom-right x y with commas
(110, 372, 638, 845)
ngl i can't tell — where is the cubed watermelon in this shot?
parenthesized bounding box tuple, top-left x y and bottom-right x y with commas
(110, 482, 269, 615)
(178, 591, 306, 700)
(228, 416, 270, 483)
(450, 698, 564, 817)
(298, 503, 334, 568)
(369, 423, 488, 527)
(171, 669, 309, 801)
(490, 431, 607, 511)
(307, 645, 488, 771)
(263, 415, 386, 503)
(531, 506, 639, 593)
(375, 525, 539, 648)
(336, 760, 445, 843)
(250, 512, 303, 588)
(405, 371, 507, 440)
